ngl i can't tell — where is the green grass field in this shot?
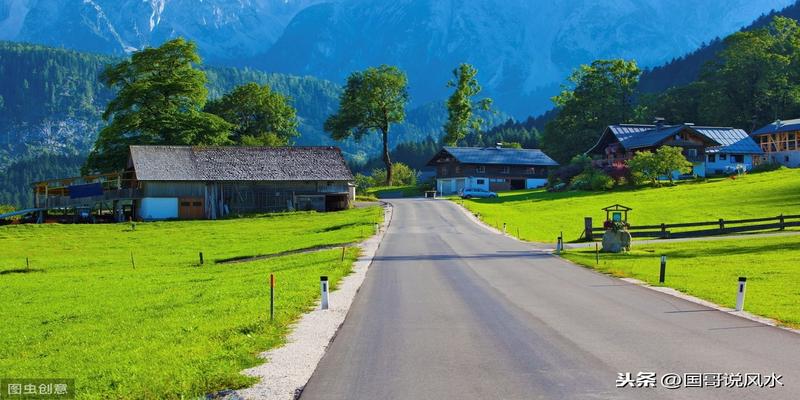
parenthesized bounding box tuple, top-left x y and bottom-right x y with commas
(456, 168, 800, 242)
(0, 207, 382, 399)
(561, 235, 800, 329)
(367, 185, 424, 198)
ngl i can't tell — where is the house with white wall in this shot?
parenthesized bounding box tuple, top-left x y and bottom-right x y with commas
(426, 146, 559, 195)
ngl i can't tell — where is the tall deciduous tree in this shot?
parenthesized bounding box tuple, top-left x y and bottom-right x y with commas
(84, 38, 232, 173)
(325, 65, 408, 185)
(443, 63, 492, 146)
(542, 59, 640, 163)
(205, 83, 299, 146)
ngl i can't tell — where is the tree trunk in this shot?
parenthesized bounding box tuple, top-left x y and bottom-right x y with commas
(382, 127, 393, 186)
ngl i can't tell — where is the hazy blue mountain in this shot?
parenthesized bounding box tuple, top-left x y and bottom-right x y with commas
(1, 0, 792, 117)
(0, 0, 330, 63)
(258, 0, 794, 116)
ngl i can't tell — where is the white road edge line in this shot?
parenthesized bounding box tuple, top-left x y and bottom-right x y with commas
(236, 203, 394, 400)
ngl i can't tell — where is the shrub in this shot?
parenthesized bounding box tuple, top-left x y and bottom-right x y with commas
(751, 163, 784, 174)
(370, 162, 417, 186)
(570, 169, 614, 191)
(548, 154, 593, 186)
(354, 173, 372, 195)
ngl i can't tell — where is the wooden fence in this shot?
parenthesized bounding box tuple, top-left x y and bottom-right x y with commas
(584, 214, 800, 240)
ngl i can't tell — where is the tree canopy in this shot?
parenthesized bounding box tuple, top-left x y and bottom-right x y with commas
(205, 82, 299, 146)
(325, 65, 408, 185)
(84, 38, 232, 173)
(443, 63, 492, 146)
(542, 59, 640, 163)
(641, 16, 800, 130)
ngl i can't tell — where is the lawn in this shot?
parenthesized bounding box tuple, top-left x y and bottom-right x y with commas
(367, 185, 424, 198)
(456, 168, 800, 242)
(562, 235, 800, 329)
(0, 207, 382, 399)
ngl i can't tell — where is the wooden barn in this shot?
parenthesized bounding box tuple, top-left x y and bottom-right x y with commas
(32, 146, 355, 221)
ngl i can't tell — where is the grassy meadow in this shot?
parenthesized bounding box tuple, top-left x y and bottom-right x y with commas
(456, 168, 800, 242)
(562, 235, 800, 329)
(0, 207, 382, 399)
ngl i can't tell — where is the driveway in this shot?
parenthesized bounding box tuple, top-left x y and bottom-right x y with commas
(300, 198, 800, 399)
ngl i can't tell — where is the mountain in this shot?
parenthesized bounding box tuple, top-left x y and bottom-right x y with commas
(639, 1, 800, 93)
(2, 0, 793, 118)
(257, 0, 795, 117)
(0, 0, 329, 63)
(0, 41, 500, 207)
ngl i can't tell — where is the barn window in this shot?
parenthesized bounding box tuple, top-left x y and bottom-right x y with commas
(476, 166, 485, 173)
(192, 201, 202, 207)
(501, 166, 510, 174)
(707, 154, 716, 162)
(719, 154, 727, 161)
(477, 179, 485, 185)
(181, 201, 190, 206)
(455, 165, 461, 173)
(732, 155, 744, 163)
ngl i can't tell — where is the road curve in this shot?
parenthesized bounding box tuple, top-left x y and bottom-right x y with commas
(300, 199, 800, 400)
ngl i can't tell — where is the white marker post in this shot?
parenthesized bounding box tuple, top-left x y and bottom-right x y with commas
(735, 277, 747, 311)
(320, 276, 330, 310)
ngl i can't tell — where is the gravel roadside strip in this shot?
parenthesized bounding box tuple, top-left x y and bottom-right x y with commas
(234, 203, 393, 400)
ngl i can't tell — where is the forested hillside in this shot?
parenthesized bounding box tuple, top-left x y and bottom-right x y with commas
(0, 41, 475, 207)
(0, 154, 85, 207)
(639, 2, 800, 93)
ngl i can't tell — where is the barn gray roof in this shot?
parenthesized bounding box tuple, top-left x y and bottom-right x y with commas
(129, 146, 354, 181)
(752, 118, 800, 136)
(431, 147, 559, 166)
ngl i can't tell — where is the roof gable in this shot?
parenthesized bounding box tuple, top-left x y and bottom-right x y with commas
(752, 118, 800, 136)
(129, 146, 354, 181)
(427, 147, 559, 167)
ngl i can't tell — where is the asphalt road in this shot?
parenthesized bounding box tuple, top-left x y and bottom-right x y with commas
(300, 199, 800, 400)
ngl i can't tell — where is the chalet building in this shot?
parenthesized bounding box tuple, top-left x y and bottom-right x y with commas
(32, 146, 355, 221)
(426, 146, 559, 195)
(751, 118, 800, 167)
(587, 121, 763, 177)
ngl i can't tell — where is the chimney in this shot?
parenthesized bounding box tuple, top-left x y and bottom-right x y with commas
(653, 117, 665, 130)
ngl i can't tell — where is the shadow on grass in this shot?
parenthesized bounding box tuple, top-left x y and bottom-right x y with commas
(1, 268, 45, 275)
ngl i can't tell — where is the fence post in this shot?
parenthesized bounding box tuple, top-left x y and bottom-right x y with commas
(660, 223, 667, 239)
(584, 217, 593, 241)
(718, 218, 725, 233)
(270, 274, 275, 321)
(595, 243, 599, 265)
(659, 255, 666, 284)
(502, 223, 507, 234)
(199, 252, 204, 266)
(779, 214, 785, 230)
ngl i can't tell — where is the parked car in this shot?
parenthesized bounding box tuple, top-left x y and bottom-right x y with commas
(459, 188, 498, 199)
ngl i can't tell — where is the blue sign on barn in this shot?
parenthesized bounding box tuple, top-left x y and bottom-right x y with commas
(69, 183, 104, 199)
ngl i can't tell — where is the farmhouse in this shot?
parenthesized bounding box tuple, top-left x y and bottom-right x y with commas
(426, 146, 559, 195)
(752, 118, 800, 167)
(32, 146, 355, 221)
(587, 120, 763, 177)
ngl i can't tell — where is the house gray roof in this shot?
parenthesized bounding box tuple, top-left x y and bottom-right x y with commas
(593, 123, 761, 154)
(129, 146, 354, 181)
(752, 118, 800, 136)
(434, 146, 559, 166)
(695, 127, 762, 154)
